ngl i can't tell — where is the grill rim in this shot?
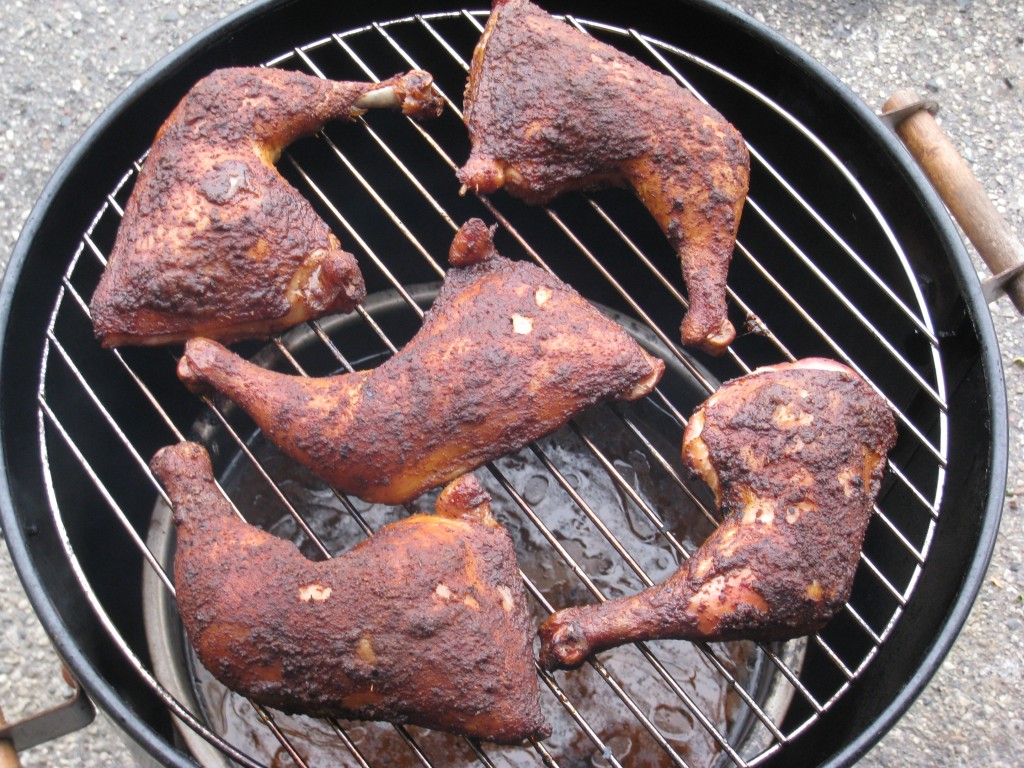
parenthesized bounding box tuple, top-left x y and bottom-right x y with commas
(0, 0, 1007, 766)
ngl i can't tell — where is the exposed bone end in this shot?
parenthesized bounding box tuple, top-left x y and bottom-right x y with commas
(289, 246, 366, 316)
(449, 218, 498, 267)
(391, 69, 445, 120)
(619, 354, 665, 401)
(435, 473, 496, 525)
(176, 337, 240, 397)
(350, 87, 394, 114)
(150, 442, 211, 487)
(537, 613, 592, 671)
(176, 341, 215, 395)
(352, 70, 444, 120)
(456, 154, 507, 196)
(149, 441, 217, 529)
(317, 247, 367, 312)
(681, 313, 736, 356)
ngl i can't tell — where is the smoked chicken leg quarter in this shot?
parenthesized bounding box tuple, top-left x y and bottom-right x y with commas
(177, 218, 665, 505)
(458, 0, 750, 354)
(90, 66, 444, 347)
(150, 442, 549, 743)
(539, 358, 897, 671)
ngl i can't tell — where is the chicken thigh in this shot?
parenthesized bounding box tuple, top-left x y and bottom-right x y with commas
(151, 441, 549, 743)
(90, 66, 443, 347)
(458, 0, 749, 354)
(177, 218, 664, 504)
(539, 358, 897, 670)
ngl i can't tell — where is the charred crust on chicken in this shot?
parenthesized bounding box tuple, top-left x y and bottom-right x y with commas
(458, 0, 749, 354)
(90, 67, 443, 347)
(539, 358, 897, 670)
(175, 218, 665, 505)
(151, 442, 550, 743)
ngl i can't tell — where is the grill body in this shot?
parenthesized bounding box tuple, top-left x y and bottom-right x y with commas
(0, 1, 1006, 767)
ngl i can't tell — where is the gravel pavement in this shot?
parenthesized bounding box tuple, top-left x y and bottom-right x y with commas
(1, 1, 1021, 766)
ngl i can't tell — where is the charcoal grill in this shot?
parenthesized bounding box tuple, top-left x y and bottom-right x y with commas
(0, 1, 1007, 767)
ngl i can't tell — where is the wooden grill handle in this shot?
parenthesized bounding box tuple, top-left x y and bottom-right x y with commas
(883, 88, 1024, 315)
(0, 741, 19, 768)
(0, 706, 22, 768)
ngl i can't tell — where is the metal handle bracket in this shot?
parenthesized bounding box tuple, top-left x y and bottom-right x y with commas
(0, 667, 95, 757)
(878, 97, 940, 128)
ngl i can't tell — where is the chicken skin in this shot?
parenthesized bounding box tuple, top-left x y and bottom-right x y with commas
(150, 441, 549, 743)
(457, 0, 749, 354)
(177, 218, 665, 504)
(539, 358, 897, 670)
(90, 67, 443, 347)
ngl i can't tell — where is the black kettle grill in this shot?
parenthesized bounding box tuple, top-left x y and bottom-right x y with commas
(0, 1, 1011, 767)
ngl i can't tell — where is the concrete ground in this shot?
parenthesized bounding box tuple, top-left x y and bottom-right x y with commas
(1, 1, 1021, 766)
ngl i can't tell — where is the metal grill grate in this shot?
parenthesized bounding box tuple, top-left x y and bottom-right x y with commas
(36, 10, 947, 768)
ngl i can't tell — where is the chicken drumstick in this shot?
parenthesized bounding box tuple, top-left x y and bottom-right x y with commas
(151, 441, 549, 743)
(458, 0, 749, 354)
(539, 358, 897, 670)
(90, 66, 443, 347)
